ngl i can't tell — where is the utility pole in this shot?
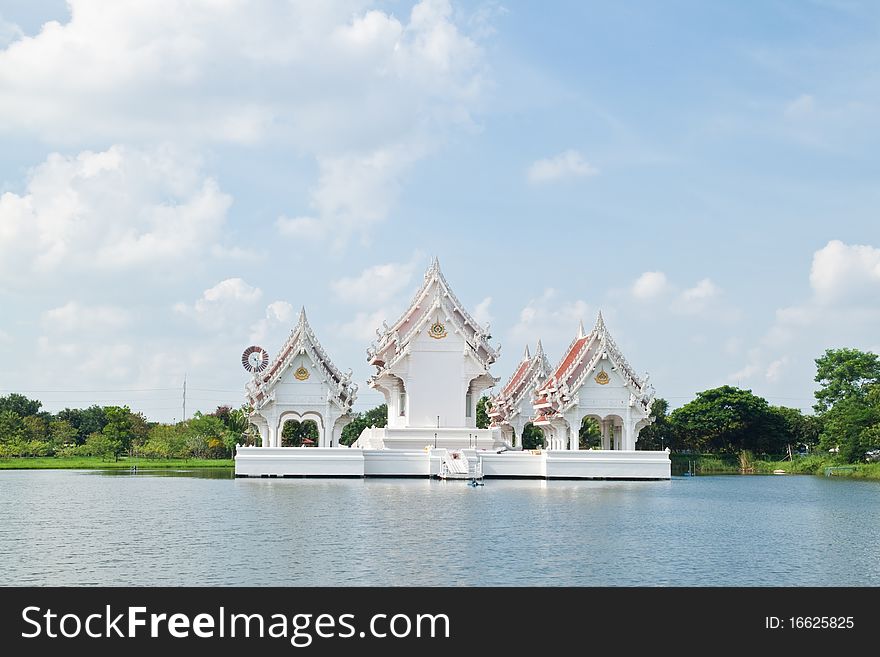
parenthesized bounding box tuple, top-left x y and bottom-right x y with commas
(183, 372, 187, 421)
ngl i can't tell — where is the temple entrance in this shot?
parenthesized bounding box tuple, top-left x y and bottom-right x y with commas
(521, 422, 545, 450)
(579, 416, 602, 450)
(281, 418, 320, 447)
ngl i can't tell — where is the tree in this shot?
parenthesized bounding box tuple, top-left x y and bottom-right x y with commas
(0, 393, 42, 417)
(818, 383, 880, 462)
(0, 409, 26, 446)
(579, 417, 601, 449)
(476, 396, 490, 429)
(281, 419, 320, 447)
(84, 431, 118, 461)
(142, 424, 188, 459)
(769, 406, 822, 452)
(57, 405, 108, 445)
(100, 406, 145, 460)
(812, 349, 880, 462)
(521, 422, 544, 450)
(186, 412, 232, 458)
(813, 348, 880, 413)
(340, 404, 388, 446)
(668, 386, 787, 454)
(637, 398, 670, 450)
(49, 419, 78, 451)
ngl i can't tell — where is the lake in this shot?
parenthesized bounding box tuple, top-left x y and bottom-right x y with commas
(1, 470, 878, 586)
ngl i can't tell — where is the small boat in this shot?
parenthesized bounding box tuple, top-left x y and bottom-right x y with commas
(772, 469, 786, 475)
(468, 479, 484, 487)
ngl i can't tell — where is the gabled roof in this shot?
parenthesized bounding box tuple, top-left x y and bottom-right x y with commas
(488, 340, 551, 426)
(366, 257, 499, 373)
(533, 311, 652, 414)
(246, 307, 357, 411)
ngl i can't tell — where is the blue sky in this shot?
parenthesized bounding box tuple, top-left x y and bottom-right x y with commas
(1, 0, 878, 421)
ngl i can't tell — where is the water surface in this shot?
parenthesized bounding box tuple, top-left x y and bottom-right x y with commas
(1, 470, 878, 586)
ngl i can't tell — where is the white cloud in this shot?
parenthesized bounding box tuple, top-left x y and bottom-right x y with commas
(527, 149, 598, 184)
(337, 309, 391, 342)
(196, 278, 262, 311)
(331, 259, 419, 306)
(0, 0, 488, 247)
(765, 357, 788, 383)
(473, 296, 492, 328)
(176, 278, 263, 331)
(509, 288, 589, 346)
(631, 271, 670, 300)
(731, 240, 880, 393)
(42, 302, 131, 333)
(249, 300, 295, 343)
(681, 278, 720, 302)
(808, 239, 880, 304)
(0, 145, 232, 282)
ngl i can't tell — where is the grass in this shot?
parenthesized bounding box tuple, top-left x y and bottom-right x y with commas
(672, 452, 880, 481)
(0, 456, 233, 470)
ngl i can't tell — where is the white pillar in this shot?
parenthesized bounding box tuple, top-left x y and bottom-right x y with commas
(570, 425, 579, 451)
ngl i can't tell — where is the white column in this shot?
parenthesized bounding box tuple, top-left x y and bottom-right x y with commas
(569, 425, 579, 451)
(601, 420, 609, 450)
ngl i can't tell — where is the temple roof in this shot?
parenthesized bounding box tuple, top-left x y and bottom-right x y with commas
(488, 340, 551, 426)
(366, 257, 499, 373)
(246, 307, 357, 411)
(533, 311, 653, 414)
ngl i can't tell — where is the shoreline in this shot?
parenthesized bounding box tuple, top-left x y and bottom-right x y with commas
(2, 454, 878, 481)
(0, 456, 233, 470)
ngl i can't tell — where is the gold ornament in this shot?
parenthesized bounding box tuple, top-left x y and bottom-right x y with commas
(429, 321, 448, 339)
(595, 368, 610, 385)
(294, 365, 310, 381)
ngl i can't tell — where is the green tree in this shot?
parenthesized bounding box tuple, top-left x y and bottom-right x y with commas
(668, 386, 786, 454)
(281, 419, 320, 447)
(579, 417, 601, 449)
(83, 431, 118, 461)
(819, 383, 880, 462)
(476, 396, 490, 429)
(813, 348, 880, 413)
(340, 404, 388, 446)
(769, 406, 822, 452)
(49, 419, 78, 451)
(521, 422, 545, 450)
(185, 412, 232, 458)
(0, 393, 42, 417)
(57, 405, 108, 445)
(637, 398, 670, 450)
(0, 409, 27, 453)
(812, 349, 880, 462)
(97, 406, 148, 460)
(143, 424, 188, 459)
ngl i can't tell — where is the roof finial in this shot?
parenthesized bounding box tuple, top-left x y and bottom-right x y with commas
(523, 344, 531, 360)
(577, 319, 586, 339)
(425, 256, 441, 279)
(595, 310, 606, 332)
(298, 306, 308, 325)
(535, 339, 544, 356)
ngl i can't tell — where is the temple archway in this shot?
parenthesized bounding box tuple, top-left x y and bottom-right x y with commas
(278, 411, 324, 447)
(579, 415, 602, 450)
(521, 422, 545, 450)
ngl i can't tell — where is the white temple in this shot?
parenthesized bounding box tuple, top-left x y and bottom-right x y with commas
(355, 257, 503, 450)
(235, 259, 670, 480)
(245, 308, 357, 448)
(486, 341, 552, 447)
